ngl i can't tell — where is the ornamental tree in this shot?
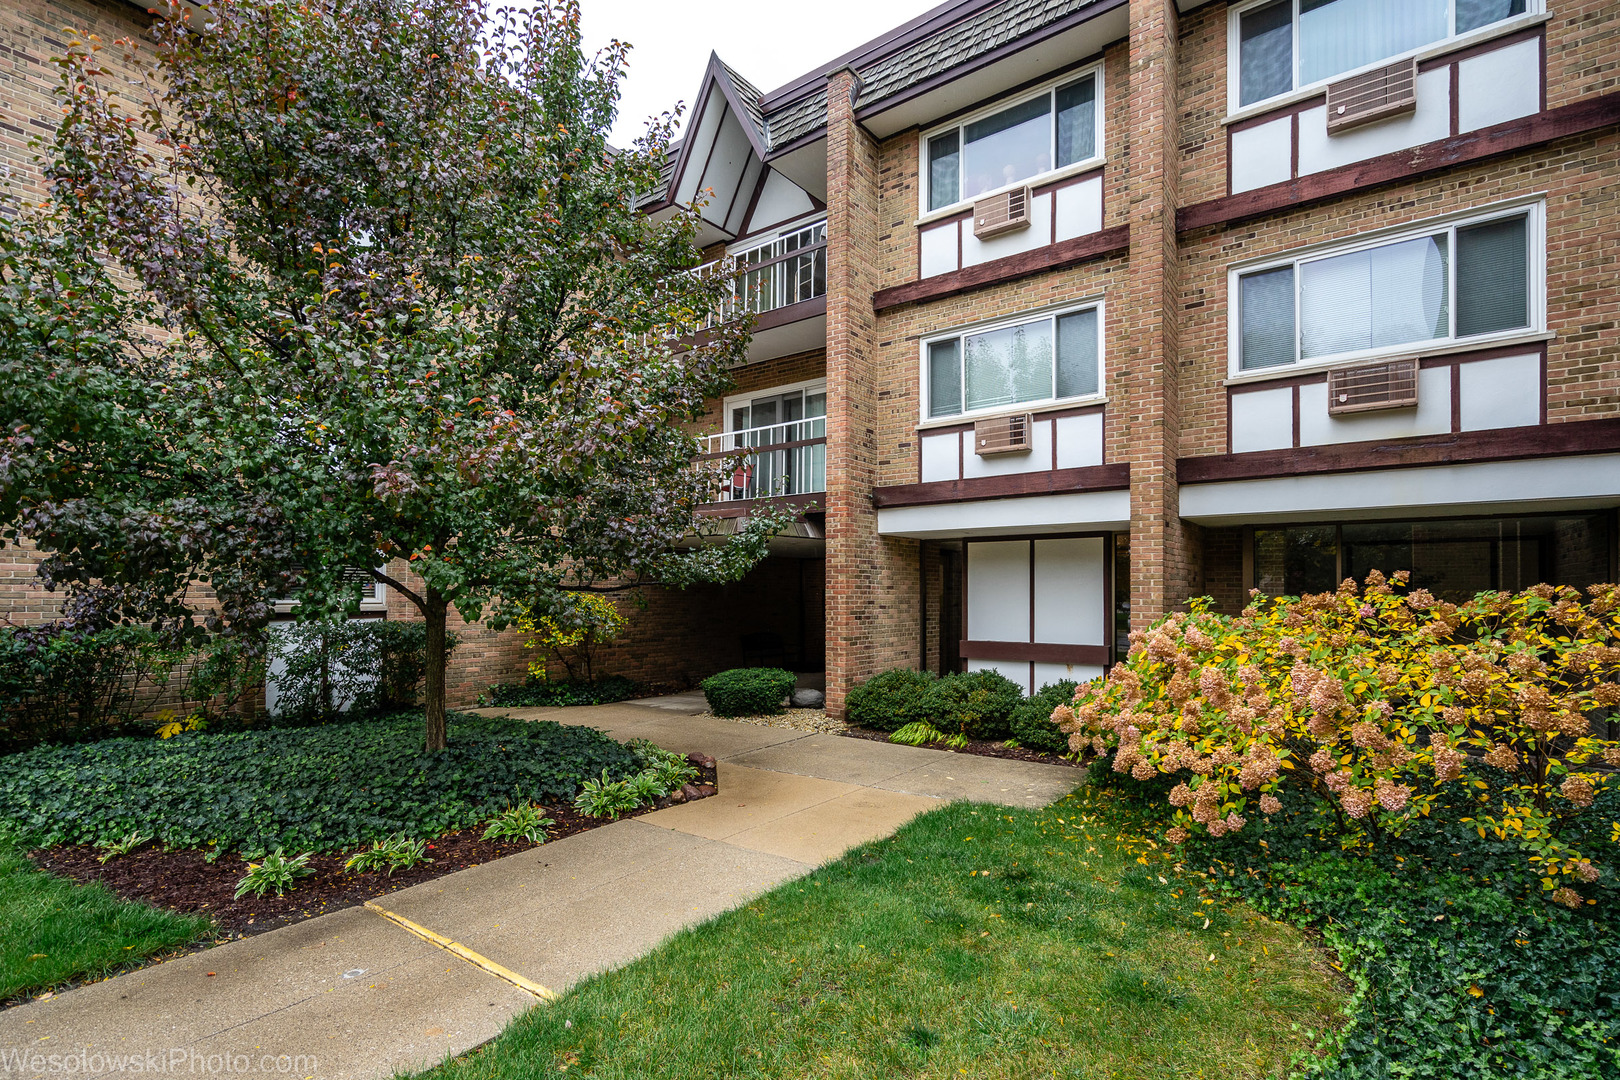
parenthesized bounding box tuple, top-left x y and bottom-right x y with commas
(1, 0, 780, 749)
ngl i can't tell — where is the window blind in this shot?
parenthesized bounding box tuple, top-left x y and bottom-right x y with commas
(1240, 0, 1294, 106)
(928, 339, 963, 417)
(1240, 266, 1297, 370)
(1456, 215, 1529, 337)
(1297, 0, 1447, 86)
(1299, 234, 1448, 358)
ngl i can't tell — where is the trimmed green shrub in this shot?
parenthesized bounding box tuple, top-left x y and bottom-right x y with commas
(0, 712, 638, 855)
(482, 675, 638, 708)
(700, 668, 796, 717)
(926, 670, 1023, 741)
(1010, 680, 1078, 754)
(845, 668, 938, 732)
(0, 623, 185, 752)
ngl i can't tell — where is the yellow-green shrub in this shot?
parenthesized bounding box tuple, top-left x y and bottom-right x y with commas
(1060, 574, 1619, 906)
(515, 594, 628, 683)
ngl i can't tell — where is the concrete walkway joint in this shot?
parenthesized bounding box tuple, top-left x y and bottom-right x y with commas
(0, 701, 1082, 1079)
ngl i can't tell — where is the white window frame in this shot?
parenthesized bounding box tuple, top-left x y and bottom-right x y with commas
(274, 568, 388, 615)
(1225, 0, 1546, 118)
(919, 300, 1107, 424)
(722, 378, 829, 431)
(1225, 198, 1546, 379)
(918, 63, 1106, 221)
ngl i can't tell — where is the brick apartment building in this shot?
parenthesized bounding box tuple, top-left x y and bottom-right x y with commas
(5, 0, 1619, 714)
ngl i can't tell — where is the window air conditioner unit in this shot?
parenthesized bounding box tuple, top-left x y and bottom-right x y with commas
(1326, 57, 1418, 134)
(1327, 358, 1419, 415)
(973, 413, 1033, 455)
(973, 186, 1032, 239)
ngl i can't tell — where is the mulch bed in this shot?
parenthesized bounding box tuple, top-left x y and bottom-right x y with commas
(839, 725, 1085, 768)
(29, 757, 719, 941)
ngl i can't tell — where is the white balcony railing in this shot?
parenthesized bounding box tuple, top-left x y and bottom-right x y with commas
(696, 221, 827, 331)
(702, 417, 826, 502)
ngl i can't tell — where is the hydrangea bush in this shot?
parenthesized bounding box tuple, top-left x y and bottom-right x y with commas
(1060, 573, 1620, 906)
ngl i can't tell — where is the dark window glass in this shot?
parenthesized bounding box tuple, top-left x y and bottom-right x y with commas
(1056, 77, 1096, 167)
(1254, 515, 1611, 606)
(1456, 214, 1529, 337)
(1240, 0, 1294, 106)
(1240, 266, 1297, 369)
(928, 131, 960, 212)
(1456, 0, 1525, 35)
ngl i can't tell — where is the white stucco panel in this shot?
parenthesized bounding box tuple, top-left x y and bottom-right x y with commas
(1053, 175, 1103, 242)
(1299, 366, 1452, 446)
(1033, 537, 1106, 646)
(1458, 38, 1541, 134)
(962, 191, 1053, 267)
(1053, 412, 1104, 469)
(1298, 68, 1451, 176)
(1033, 662, 1104, 693)
(967, 540, 1031, 643)
(919, 220, 960, 278)
(1230, 116, 1293, 194)
(1230, 386, 1294, 453)
(920, 431, 961, 482)
(963, 419, 1054, 478)
(1458, 353, 1542, 432)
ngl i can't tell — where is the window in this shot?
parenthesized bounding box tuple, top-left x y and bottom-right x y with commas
(924, 70, 1102, 213)
(719, 382, 827, 499)
(1254, 514, 1613, 603)
(729, 220, 826, 315)
(1232, 0, 1530, 109)
(1233, 204, 1539, 373)
(924, 305, 1102, 420)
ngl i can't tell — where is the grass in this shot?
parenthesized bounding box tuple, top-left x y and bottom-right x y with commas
(417, 788, 1345, 1080)
(0, 831, 213, 1002)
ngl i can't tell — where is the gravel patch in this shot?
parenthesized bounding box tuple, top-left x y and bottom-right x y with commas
(700, 708, 848, 735)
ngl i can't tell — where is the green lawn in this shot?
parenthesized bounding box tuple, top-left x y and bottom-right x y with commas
(0, 832, 214, 1002)
(419, 790, 1344, 1080)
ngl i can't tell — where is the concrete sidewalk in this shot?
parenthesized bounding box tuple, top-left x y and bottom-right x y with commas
(0, 705, 1081, 1080)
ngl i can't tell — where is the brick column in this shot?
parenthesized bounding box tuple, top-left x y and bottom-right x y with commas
(823, 68, 919, 717)
(1120, 0, 1195, 634)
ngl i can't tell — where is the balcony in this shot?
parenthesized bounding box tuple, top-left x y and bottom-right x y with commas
(696, 221, 827, 363)
(700, 417, 826, 505)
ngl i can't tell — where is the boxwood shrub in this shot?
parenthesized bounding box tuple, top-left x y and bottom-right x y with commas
(700, 668, 796, 717)
(845, 668, 937, 732)
(1009, 680, 1078, 754)
(926, 670, 1023, 741)
(0, 712, 639, 855)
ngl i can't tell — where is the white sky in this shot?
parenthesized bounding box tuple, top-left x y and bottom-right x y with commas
(579, 0, 944, 146)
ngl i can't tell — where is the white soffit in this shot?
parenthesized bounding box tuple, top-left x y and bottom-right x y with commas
(876, 489, 1130, 539)
(1180, 455, 1620, 527)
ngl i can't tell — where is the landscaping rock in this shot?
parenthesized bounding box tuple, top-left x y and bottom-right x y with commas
(680, 783, 717, 801)
(791, 688, 825, 708)
(686, 752, 717, 770)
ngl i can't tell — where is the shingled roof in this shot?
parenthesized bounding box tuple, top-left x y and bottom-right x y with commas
(760, 0, 1098, 149)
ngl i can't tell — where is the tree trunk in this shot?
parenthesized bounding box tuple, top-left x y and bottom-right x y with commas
(423, 586, 450, 752)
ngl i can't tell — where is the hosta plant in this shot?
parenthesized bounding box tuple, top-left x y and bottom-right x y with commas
(95, 831, 151, 864)
(573, 770, 643, 820)
(235, 849, 315, 899)
(343, 833, 432, 875)
(482, 804, 556, 845)
(1061, 574, 1620, 905)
